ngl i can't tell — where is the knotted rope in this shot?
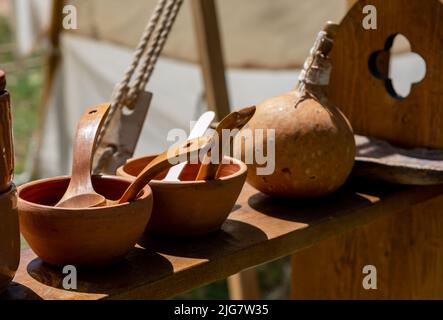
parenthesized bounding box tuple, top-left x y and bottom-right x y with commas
(95, 0, 184, 152)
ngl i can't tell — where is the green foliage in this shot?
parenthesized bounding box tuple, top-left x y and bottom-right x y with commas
(7, 69, 42, 173)
(0, 16, 42, 174)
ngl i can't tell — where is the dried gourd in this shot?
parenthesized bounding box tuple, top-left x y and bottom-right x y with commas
(236, 22, 355, 198)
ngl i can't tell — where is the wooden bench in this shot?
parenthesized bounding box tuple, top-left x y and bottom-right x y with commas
(3, 179, 443, 300)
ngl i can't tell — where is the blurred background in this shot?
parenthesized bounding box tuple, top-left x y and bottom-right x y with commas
(0, 0, 43, 175)
(0, 0, 427, 299)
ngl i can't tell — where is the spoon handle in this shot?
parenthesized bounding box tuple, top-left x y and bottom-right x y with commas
(60, 103, 110, 201)
(118, 136, 212, 204)
(196, 106, 256, 181)
(163, 111, 215, 181)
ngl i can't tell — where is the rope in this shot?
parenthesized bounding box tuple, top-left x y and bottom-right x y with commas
(127, 0, 184, 106)
(95, 0, 183, 148)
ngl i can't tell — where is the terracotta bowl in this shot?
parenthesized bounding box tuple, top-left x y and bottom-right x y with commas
(0, 185, 20, 293)
(117, 156, 247, 237)
(17, 175, 153, 268)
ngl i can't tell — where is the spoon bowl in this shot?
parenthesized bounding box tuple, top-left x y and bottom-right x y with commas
(55, 193, 106, 208)
(55, 103, 110, 208)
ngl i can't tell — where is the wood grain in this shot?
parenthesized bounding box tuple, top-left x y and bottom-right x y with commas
(117, 136, 211, 203)
(196, 106, 255, 180)
(33, 0, 64, 177)
(291, 194, 443, 299)
(0, 70, 13, 193)
(56, 103, 110, 208)
(329, 0, 443, 148)
(4, 180, 443, 300)
(227, 269, 260, 300)
(93, 91, 153, 175)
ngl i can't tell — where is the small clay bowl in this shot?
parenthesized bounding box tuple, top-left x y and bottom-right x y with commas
(17, 175, 152, 268)
(117, 156, 247, 237)
(0, 184, 20, 293)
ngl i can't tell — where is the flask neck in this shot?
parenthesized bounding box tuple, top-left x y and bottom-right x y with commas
(295, 25, 336, 100)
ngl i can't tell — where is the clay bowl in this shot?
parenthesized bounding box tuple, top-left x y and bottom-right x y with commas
(117, 155, 247, 237)
(17, 175, 152, 268)
(0, 185, 20, 294)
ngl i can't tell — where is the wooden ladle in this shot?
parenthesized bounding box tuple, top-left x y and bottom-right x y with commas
(107, 136, 212, 205)
(55, 103, 110, 208)
(196, 106, 256, 180)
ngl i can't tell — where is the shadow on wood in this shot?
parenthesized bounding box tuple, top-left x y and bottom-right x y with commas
(26, 247, 173, 295)
(9, 182, 443, 299)
(138, 219, 268, 259)
(246, 179, 401, 224)
(0, 282, 43, 300)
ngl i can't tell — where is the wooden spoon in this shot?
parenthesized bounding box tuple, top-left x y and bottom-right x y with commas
(163, 111, 215, 181)
(108, 136, 212, 205)
(55, 103, 111, 208)
(196, 106, 256, 181)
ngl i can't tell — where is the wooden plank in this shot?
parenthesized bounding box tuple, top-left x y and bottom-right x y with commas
(4, 180, 443, 300)
(227, 269, 260, 300)
(190, 0, 230, 120)
(329, 0, 443, 148)
(31, 0, 64, 177)
(291, 194, 443, 299)
(190, 0, 248, 299)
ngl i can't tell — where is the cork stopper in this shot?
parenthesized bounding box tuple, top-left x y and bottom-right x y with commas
(316, 21, 339, 56)
(296, 21, 339, 91)
(0, 70, 5, 92)
(323, 21, 339, 39)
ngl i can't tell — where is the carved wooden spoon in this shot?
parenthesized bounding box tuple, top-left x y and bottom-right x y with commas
(55, 103, 110, 208)
(163, 111, 215, 181)
(107, 136, 212, 205)
(196, 106, 256, 180)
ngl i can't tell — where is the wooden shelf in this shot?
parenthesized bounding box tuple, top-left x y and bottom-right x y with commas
(4, 180, 443, 300)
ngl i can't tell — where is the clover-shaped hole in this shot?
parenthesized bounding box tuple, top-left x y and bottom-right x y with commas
(369, 33, 426, 99)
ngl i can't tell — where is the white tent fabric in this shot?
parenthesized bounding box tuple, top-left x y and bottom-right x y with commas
(12, 0, 349, 67)
(12, 0, 50, 55)
(69, 0, 347, 69)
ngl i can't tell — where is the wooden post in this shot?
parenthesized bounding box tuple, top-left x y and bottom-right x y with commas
(227, 270, 260, 300)
(190, 0, 230, 120)
(31, 0, 65, 177)
(190, 0, 259, 300)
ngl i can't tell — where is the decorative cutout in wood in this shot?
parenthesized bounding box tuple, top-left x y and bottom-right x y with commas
(329, 0, 443, 149)
(368, 33, 426, 100)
